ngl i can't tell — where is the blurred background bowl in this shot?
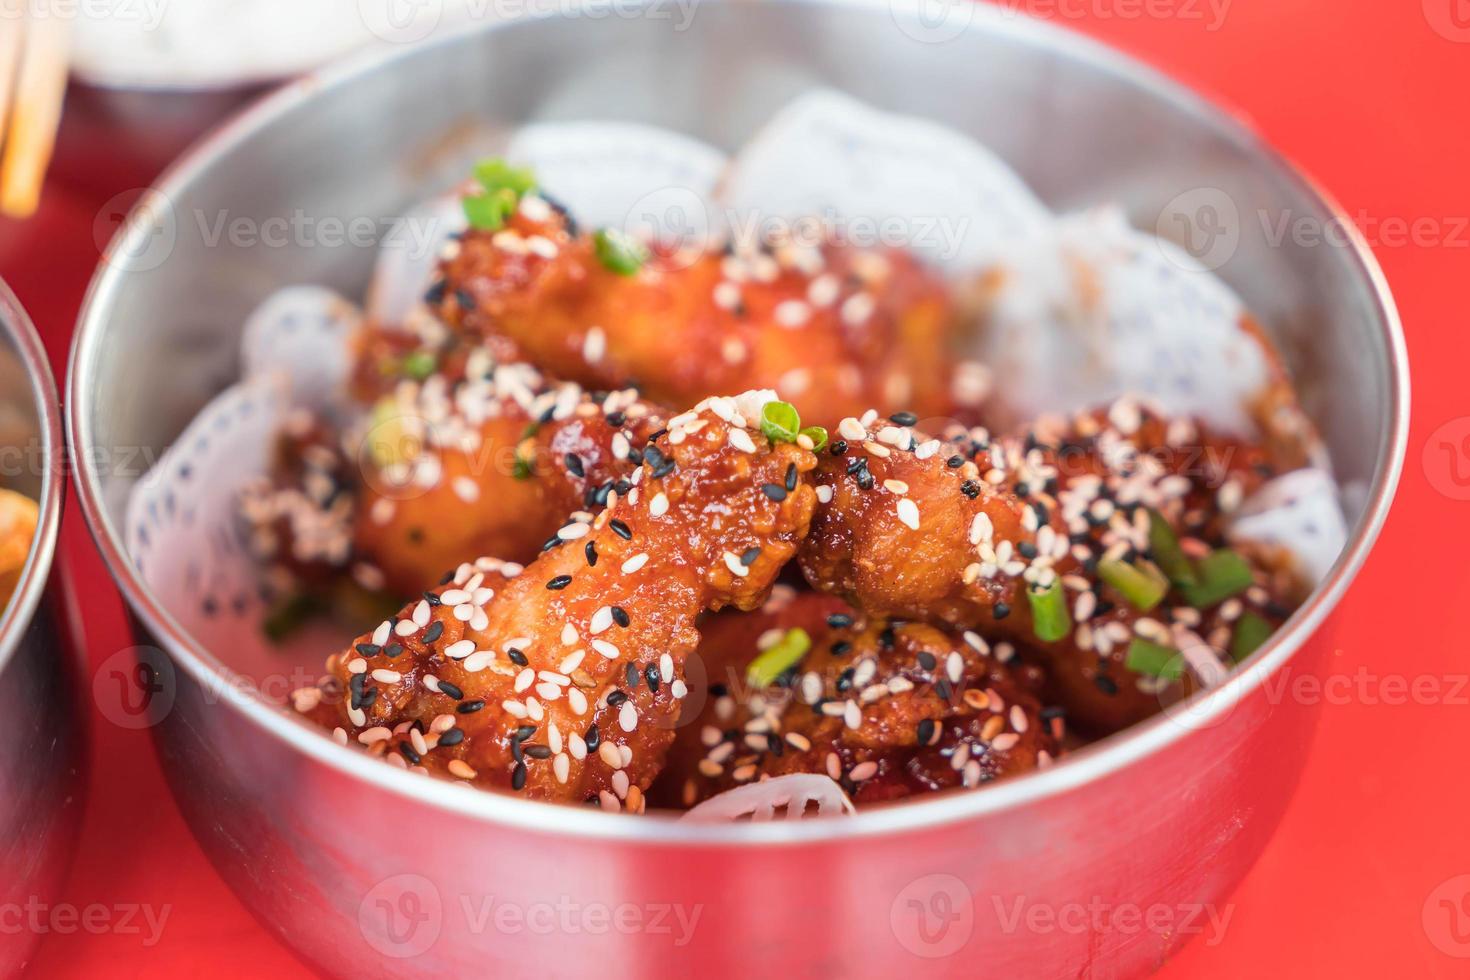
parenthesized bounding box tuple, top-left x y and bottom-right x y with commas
(67, 1, 1407, 976)
(0, 279, 80, 977)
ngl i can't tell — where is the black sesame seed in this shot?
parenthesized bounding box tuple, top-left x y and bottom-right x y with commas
(626, 663, 640, 687)
(606, 411, 625, 428)
(424, 279, 447, 305)
(610, 520, 632, 540)
(511, 740, 524, 762)
(1018, 542, 1038, 559)
(399, 742, 422, 765)
(607, 690, 628, 707)
(827, 613, 853, 629)
(960, 480, 981, 499)
(457, 699, 486, 714)
(785, 463, 798, 492)
(512, 763, 527, 790)
(916, 651, 937, 671)
(935, 679, 953, 701)
(645, 664, 661, 692)
(830, 440, 848, 456)
(709, 683, 728, 698)
(507, 649, 528, 666)
(438, 680, 464, 700)
(830, 641, 851, 657)
(946, 455, 965, 469)
(384, 643, 404, 659)
(422, 621, 444, 644)
(741, 546, 761, 567)
(585, 541, 598, 566)
(541, 535, 562, 553)
(546, 575, 573, 590)
(584, 725, 600, 750)
(762, 484, 788, 501)
(439, 728, 465, 747)
(515, 725, 536, 741)
(564, 453, 585, 477)
(890, 411, 918, 426)
(454, 288, 476, 311)
(1094, 674, 1119, 696)
(611, 606, 630, 628)
(767, 732, 784, 756)
(993, 603, 1011, 620)
(424, 591, 442, 607)
(355, 643, 381, 657)
(917, 718, 936, 745)
(524, 744, 553, 760)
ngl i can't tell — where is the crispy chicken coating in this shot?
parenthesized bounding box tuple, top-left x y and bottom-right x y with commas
(295, 391, 818, 809)
(430, 195, 963, 425)
(799, 400, 1298, 735)
(654, 592, 1060, 809)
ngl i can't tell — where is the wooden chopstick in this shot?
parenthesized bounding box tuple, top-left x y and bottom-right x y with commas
(0, 11, 69, 220)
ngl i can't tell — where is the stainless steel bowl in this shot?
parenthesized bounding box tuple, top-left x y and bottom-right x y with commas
(67, 2, 1408, 976)
(0, 281, 79, 977)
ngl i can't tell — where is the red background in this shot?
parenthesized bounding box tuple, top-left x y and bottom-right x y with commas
(1, 1, 1465, 975)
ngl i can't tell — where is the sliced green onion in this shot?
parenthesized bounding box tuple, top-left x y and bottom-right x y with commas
(1229, 611, 1273, 663)
(462, 188, 518, 232)
(1147, 508, 1198, 588)
(473, 158, 536, 197)
(760, 401, 801, 444)
(1098, 557, 1168, 611)
(401, 350, 437, 381)
(799, 425, 828, 451)
(1125, 638, 1186, 680)
(1181, 548, 1254, 608)
(1027, 578, 1072, 642)
(746, 628, 811, 688)
(592, 227, 649, 276)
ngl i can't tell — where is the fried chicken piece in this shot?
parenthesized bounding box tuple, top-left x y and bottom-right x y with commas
(430, 195, 961, 425)
(295, 391, 818, 809)
(653, 592, 1060, 810)
(799, 399, 1298, 735)
(244, 345, 670, 598)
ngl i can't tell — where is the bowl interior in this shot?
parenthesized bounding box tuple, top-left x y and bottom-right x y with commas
(70, 0, 1405, 825)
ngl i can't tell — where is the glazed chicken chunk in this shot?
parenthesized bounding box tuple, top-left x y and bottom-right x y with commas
(430, 193, 964, 425)
(799, 400, 1299, 734)
(655, 591, 1061, 809)
(295, 391, 818, 810)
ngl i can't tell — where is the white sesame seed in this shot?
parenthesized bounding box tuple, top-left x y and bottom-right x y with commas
(649, 492, 669, 517)
(774, 300, 811, 328)
(849, 761, 878, 782)
(561, 623, 578, 646)
(445, 639, 475, 660)
(844, 701, 862, 729)
(557, 522, 590, 541)
(728, 428, 758, 453)
(583, 327, 606, 364)
(883, 478, 909, 495)
(463, 651, 495, 672)
(599, 741, 624, 769)
(411, 600, 431, 627)
(590, 607, 614, 634)
(897, 498, 921, 530)
(452, 477, 480, 503)
(371, 669, 401, 684)
(592, 639, 620, 660)
(723, 552, 750, 577)
(621, 553, 649, 574)
(837, 417, 867, 442)
(569, 733, 587, 760)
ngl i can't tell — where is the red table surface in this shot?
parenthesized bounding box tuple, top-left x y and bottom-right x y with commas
(0, 1, 1463, 976)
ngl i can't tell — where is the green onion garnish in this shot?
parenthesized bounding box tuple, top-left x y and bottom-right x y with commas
(1180, 548, 1254, 608)
(760, 401, 801, 444)
(1027, 577, 1072, 642)
(1097, 557, 1168, 611)
(799, 426, 828, 451)
(401, 350, 437, 381)
(1229, 611, 1273, 663)
(512, 453, 534, 481)
(746, 628, 812, 688)
(1125, 638, 1186, 680)
(592, 228, 649, 276)
(1147, 509, 1198, 588)
(462, 158, 536, 231)
(473, 158, 536, 197)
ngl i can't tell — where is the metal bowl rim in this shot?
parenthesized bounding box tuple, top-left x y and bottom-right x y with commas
(0, 280, 64, 677)
(66, 0, 1410, 845)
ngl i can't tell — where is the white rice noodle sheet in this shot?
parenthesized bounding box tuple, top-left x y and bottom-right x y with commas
(681, 774, 857, 824)
(717, 88, 1052, 272)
